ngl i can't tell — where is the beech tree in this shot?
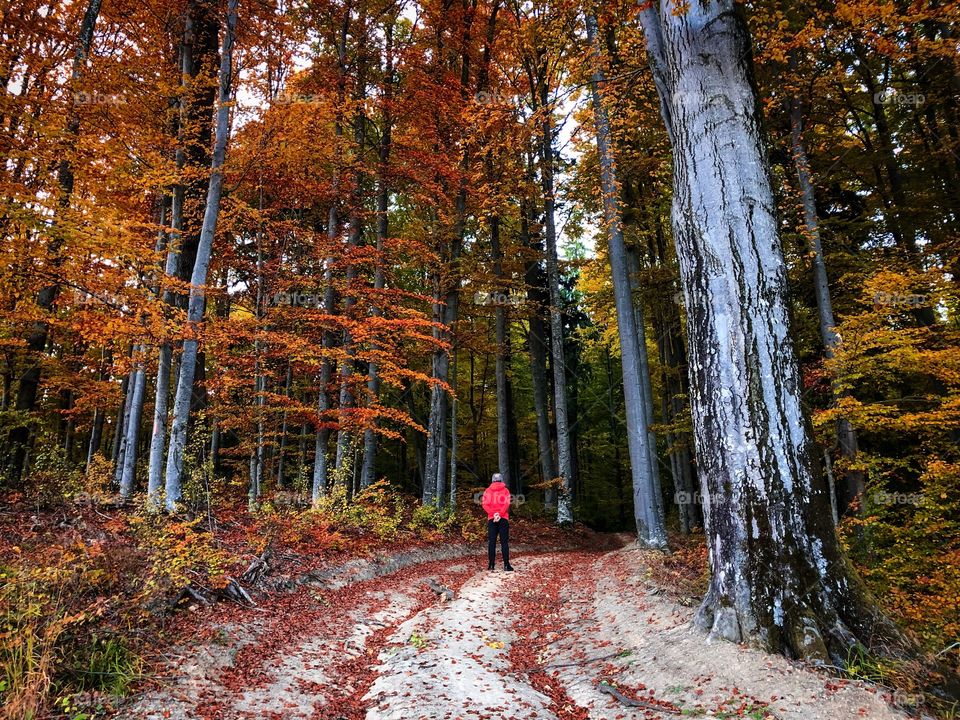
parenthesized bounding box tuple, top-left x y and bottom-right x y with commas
(585, 9, 666, 547)
(164, 0, 238, 510)
(638, 0, 898, 659)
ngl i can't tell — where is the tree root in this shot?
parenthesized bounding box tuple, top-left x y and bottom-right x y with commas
(597, 682, 682, 714)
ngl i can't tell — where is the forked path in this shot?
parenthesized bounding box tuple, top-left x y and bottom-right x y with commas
(122, 544, 910, 720)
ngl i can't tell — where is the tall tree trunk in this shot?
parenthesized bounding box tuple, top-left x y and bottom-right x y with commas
(490, 216, 512, 489)
(6, 0, 102, 483)
(148, 9, 197, 505)
(112, 367, 134, 487)
(521, 202, 557, 503)
(334, 81, 367, 477)
(638, 0, 901, 660)
(538, 90, 574, 524)
(790, 96, 863, 517)
(360, 17, 395, 491)
(85, 349, 111, 471)
(164, 0, 237, 511)
(312, 5, 350, 502)
(121, 199, 171, 500)
(586, 11, 666, 546)
(449, 347, 459, 506)
(250, 195, 266, 509)
(423, 3, 474, 505)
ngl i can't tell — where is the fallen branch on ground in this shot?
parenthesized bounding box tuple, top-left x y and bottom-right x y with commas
(424, 578, 455, 602)
(597, 682, 682, 714)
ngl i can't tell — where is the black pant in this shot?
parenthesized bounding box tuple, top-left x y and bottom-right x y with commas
(487, 519, 510, 567)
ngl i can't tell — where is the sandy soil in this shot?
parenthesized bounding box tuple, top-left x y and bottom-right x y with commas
(118, 541, 913, 720)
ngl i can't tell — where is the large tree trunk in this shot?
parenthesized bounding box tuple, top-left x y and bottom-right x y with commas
(163, 0, 237, 511)
(586, 11, 666, 547)
(639, 0, 899, 661)
(789, 97, 864, 516)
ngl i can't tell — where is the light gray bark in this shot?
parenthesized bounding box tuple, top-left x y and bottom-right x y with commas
(118, 347, 147, 499)
(586, 11, 666, 547)
(163, 0, 237, 511)
(112, 357, 134, 487)
(540, 97, 573, 524)
(639, 0, 894, 660)
(148, 18, 192, 505)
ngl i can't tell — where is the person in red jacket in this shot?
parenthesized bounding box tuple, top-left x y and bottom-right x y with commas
(482, 473, 513, 571)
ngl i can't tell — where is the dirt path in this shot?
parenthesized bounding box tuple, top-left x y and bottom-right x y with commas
(120, 542, 910, 720)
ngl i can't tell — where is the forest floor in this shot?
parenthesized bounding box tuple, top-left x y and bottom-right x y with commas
(118, 534, 912, 720)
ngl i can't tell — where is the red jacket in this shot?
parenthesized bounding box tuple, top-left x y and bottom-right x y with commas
(482, 481, 511, 520)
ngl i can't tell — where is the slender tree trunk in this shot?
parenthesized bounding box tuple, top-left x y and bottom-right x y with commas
(277, 363, 292, 487)
(312, 7, 350, 502)
(586, 11, 666, 546)
(250, 196, 265, 509)
(638, 0, 900, 660)
(6, 0, 102, 482)
(490, 216, 513, 489)
(113, 367, 134, 487)
(164, 0, 237, 511)
(449, 347, 458, 506)
(538, 92, 573, 524)
(120, 199, 171, 500)
(360, 20, 395, 490)
(789, 97, 864, 516)
(118, 347, 147, 499)
(521, 202, 557, 502)
(148, 15, 193, 505)
(334, 89, 367, 477)
(85, 350, 110, 471)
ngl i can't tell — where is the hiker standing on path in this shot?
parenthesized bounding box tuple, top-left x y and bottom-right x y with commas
(482, 473, 514, 571)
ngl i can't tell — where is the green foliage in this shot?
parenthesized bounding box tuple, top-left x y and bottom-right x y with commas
(66, 636, 140, 696)
(128, 513, 228, 608)
(0, 540, 132, 719)
(179, 417, 220, 516)
(408, 502, 458, 535)
(313, 480, 406, 541)
(23, 441, 85, 508)
(841, 460, 960, 655)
